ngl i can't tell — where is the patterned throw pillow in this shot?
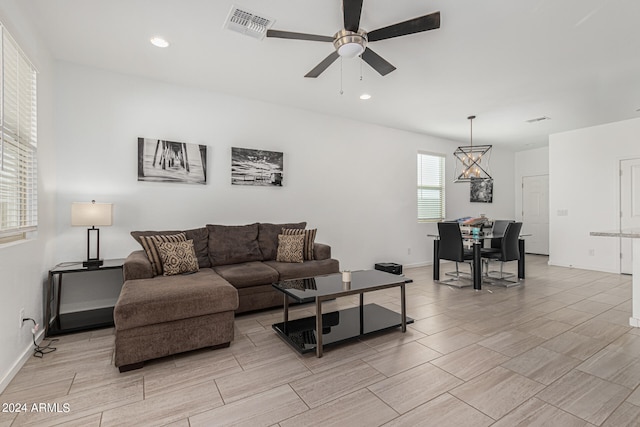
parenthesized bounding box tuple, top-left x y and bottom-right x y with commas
(140, 233, 187, 276)
(276, 234, 305, 263)
(281, 228, 316, 260)
(157, 240, 199, 276)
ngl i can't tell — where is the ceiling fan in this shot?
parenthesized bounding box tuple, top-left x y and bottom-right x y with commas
(266, 0, 440, 78)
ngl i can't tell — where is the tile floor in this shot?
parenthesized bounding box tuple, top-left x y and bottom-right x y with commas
(2, 255, 640, 426)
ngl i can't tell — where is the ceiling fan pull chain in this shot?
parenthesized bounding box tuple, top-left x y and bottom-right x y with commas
(360, 55, 363, 81)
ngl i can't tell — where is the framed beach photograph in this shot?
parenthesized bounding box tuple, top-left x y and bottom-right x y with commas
(138, 138, 207, 184)
(470, 178, 493, 203)
(231, 147, 283, 186)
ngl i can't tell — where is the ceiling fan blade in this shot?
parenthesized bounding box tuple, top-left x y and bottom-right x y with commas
(305, 51, 340, 78)
(266, 29, 334, 42)
(367, 11, 440, 42)
(343, 0, 364, 32)
(361, 48, 396, 76)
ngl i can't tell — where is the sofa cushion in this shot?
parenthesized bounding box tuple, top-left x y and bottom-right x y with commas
(213, 261, 279, 289)
(140, 233, 187, 276)
(257, 222, 306, 260)
(131, 228, 211, 269)
(282, 228, 317, 260)
(276, 234, 304, 263)
(115, 269, 238, 331)
(207, 223, 263, 266)
(264, 259, 340, 281)
(157, 240, 199, 276)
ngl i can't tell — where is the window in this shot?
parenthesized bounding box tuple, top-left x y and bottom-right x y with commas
(0, 24, 38, 243)
(417, 152, 445, 222)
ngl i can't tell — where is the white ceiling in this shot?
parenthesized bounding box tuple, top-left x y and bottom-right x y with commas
(19, 0, 640, 150)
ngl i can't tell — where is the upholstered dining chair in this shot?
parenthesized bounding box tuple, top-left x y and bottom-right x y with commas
(485, 219, 514, 254)
(481, 221, 523, 286)
(437, 222, 475, 287)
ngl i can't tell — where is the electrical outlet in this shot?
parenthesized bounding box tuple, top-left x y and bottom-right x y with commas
(588, 249, 595, 256)
(19, 308, 25, 329)
(407, 248, 411, 255)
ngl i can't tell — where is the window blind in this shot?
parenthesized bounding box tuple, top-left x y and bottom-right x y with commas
(417, 152, 445, 222)
(0, 24, 38, 240)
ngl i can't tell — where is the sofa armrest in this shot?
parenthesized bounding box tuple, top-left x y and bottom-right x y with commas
(313, 243, 332, 260)
(123, 250, 153, 281)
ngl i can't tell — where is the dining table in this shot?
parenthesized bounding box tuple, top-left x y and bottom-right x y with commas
(427, 231, 529, 290)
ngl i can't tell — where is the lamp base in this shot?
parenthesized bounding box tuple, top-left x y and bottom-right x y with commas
(83, 259, 104, 269)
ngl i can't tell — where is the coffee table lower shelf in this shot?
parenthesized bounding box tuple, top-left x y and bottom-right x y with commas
(272, 303, 414, 354)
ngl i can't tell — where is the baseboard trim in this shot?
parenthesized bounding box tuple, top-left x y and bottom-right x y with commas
(0, 330, 44, 393)
(404, 261, 432, 269)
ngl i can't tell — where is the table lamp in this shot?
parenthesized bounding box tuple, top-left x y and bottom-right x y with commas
(71, 200, 113, 268)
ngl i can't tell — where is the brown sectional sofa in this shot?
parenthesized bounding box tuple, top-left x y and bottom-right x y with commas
(114, 222, 339, 371)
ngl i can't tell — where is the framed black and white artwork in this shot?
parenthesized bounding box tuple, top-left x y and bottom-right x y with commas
(470, 178, 493, 203)
(137, 138, 207, 185)
(231, 147, 283, 186)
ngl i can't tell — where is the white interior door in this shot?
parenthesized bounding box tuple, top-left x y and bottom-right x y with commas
(620, 158, 640, 274)
(522, 175, 549, 255)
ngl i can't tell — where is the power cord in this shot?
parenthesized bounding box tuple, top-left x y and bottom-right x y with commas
(22, 318, 58, 358)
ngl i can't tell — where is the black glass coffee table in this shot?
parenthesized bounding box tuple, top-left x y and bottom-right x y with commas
(272, 270, 413, 357)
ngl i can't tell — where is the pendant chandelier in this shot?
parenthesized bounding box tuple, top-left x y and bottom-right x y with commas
(454, 115, 492, 182)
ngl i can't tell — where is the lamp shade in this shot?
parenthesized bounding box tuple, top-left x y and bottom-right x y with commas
(71, 202, 113, 227)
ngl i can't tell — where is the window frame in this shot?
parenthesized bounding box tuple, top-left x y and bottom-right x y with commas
(0, 22, 38, 244)
(417, 151, 446, 222)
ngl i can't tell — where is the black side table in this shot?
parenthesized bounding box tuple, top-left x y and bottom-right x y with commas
(45, 259, 125, 336)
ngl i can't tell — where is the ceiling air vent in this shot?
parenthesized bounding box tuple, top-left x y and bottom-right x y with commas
(224, 5, 274, 40)
(525, 116, 551, 123)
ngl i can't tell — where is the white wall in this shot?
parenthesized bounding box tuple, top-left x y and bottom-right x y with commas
(549, 117, 640, 272)
(53, 61, 517, 281)
(0, 2, 56, 391)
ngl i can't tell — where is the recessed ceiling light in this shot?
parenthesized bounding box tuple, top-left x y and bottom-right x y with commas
(360, 93, 372, 100)
(150, 37, 169, 48)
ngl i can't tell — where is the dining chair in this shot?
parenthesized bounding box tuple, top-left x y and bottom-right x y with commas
(481, 221, 523, 286)
(484, 219, 514, 253)
(437, 222, 475, 287)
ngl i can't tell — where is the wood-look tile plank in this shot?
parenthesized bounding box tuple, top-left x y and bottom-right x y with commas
(577, 348, 640, 389)
(537, 370, 631, 425)
(449, 366, 545, 420)
(215, 358, 310, 403)
(290, 360, 384, 408)
(383, 393, 493, 427)
(417, 327, 484, 354)
(502, 346, 581, 385)
(279, 388, 397, 427)
(490, 397, 591, 427)
(368, 363, 462, 414)
(602, 401, 640, 427)
(431, 344, 511, 381)
(100, 380, 223, 427)
(478, 330, 546, 357)
(362, 341, 442, 377)
(11, 377, 143, 426)
(541, 331, 609, 361)
(189, 384, 307, 427)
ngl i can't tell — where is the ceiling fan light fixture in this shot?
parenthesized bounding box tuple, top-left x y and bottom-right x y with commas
(150, 37, 169, 48)
(333, 29, 367, 58)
